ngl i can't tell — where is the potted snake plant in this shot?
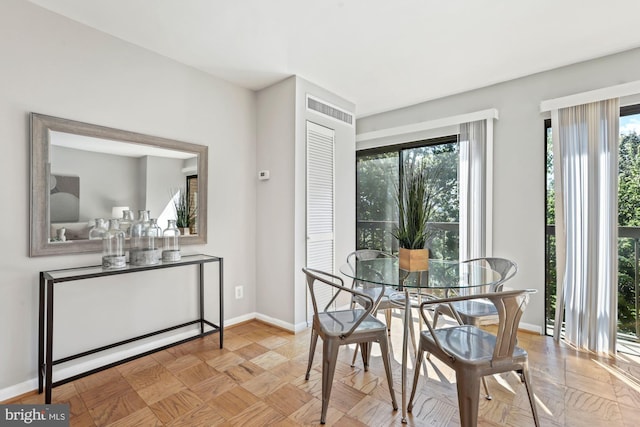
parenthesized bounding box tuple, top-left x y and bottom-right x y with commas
(173, 187, 195, 235)
(393, 162, 439, 271)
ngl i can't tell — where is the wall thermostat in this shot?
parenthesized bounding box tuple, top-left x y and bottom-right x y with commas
(258, 170, 270, 180)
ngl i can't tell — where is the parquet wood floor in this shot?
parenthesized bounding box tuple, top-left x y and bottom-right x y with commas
(8, 317, 640, 426)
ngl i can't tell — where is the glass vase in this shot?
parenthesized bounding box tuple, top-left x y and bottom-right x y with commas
(102, 219, 126, 269)
(119, 210, 134, 237)
(130, 210, 159, 266)
(162, 219, 181, 262)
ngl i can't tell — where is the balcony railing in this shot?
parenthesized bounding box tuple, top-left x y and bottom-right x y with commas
(356, 220, 460, 261)
(545, 225, 640, 342)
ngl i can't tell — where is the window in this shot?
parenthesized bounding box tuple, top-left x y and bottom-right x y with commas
(356, 136, 459, 260)
(545, 104, 640, 342)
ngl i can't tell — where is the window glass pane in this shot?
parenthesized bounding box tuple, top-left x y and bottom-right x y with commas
(356, 138, 459, 260)
(617, 111, 640, 340)
(356, 152, 399, 252)
(402, 143, 459, 260)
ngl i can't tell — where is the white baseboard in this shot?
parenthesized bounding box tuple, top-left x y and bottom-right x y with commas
(254, 313, 308, 333)
(0, 378, 39, 402)
(225, 312, 258, 327)
(520, 321, 543, 335)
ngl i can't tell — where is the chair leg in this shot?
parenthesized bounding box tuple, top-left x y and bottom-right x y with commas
(385, 309, 392, 335)
(407, 344, 424, 412)
(455, 371, 481, 427)
(378, 337, 399, 411)
(320, 340, 340, 424)
(482, 376, 492, 400)
(305, 328, 318, 380)
(350, 344, 359, 367)
(521, 365, 540, 427)
(359, 342, 371, 371)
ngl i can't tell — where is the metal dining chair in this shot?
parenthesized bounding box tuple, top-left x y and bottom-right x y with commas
(302, 268, 398, 424)
(408, 289, 540, 427)
(430, 257, 518, 400)
(346, 250, 417, 366)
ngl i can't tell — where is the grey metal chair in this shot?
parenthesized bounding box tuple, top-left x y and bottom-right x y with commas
(430, 258, 518, 400)
(408, 289, 540, 427)
(302, 268, 398, 424)
(346, 250, 417, 366)
(432, 257, 518, 328)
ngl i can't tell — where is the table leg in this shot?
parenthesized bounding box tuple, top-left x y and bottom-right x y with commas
(401, 287, 410, 423)
(38, 273, 44, 394)
(199, 263, 204, 335)
(219, 258, 224, 349)
(45, 280, 54, 404)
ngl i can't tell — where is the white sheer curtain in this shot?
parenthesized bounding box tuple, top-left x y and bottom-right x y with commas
(459, 120, 487, 261)
(552, 99, 619, 354)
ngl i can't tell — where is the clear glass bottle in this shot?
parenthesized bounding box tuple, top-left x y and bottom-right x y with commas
(147, 218, 162, 263)
(130, 210, 149, 242)
(162, 219, 181, 262)
(130, 210, 159, 265)
(89, 218, 108, 240)
(102, 219, 126, 269)
(119, 210, 134, 237)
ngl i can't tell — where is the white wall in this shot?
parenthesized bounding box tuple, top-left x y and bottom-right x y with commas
(357, 47, 640, 331)
(0, 0, 256, 398)
(255, 76, 355, 330)
(255, 77, 296, 326)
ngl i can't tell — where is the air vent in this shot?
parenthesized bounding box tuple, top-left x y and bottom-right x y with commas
(307, 95, 354, 126)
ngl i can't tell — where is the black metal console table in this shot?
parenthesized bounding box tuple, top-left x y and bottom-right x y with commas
(38, 254, 223, 404)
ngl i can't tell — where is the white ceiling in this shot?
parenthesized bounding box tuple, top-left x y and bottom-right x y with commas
(28, 0, 640, 117)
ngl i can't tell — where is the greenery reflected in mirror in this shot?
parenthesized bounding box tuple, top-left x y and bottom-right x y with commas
(30, 113, 208, 256)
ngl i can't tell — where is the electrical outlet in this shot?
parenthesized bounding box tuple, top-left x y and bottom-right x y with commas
(235, 286, 243, 299)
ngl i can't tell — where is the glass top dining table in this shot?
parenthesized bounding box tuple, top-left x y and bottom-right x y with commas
(339, 257, 504, 423)
(340, 257, 503, 292)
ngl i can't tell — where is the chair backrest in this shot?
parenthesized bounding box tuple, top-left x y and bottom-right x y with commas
(346, 250, 395, 288)
(485, 289, 532, 363)
(303, 268, 345, 315)
(462, 257, 518, 291)
(420, 288, 534, 363)
(302, 267, 381, 338)
(346, 249, 395, 264)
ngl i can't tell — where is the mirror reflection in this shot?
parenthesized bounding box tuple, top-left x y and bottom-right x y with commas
(30, 113, 208, 257)
(49, 132, 197, 241)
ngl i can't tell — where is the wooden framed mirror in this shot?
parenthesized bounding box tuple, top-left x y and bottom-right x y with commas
(30, 113, 208, 256)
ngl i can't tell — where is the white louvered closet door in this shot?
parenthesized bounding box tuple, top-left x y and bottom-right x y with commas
(306, 121, 335, 317)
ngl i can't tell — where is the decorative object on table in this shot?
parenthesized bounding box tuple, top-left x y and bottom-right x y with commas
(129, 210, 160, 266)
(118, 209, 134, 237)
(394, 162, 441, 271)
(56, 228, 66, 242)
(102, 219, 126, 269)
(173, 187, 195, 235)
(89, 218, 108, 240)
(162, 219, 181, 262)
